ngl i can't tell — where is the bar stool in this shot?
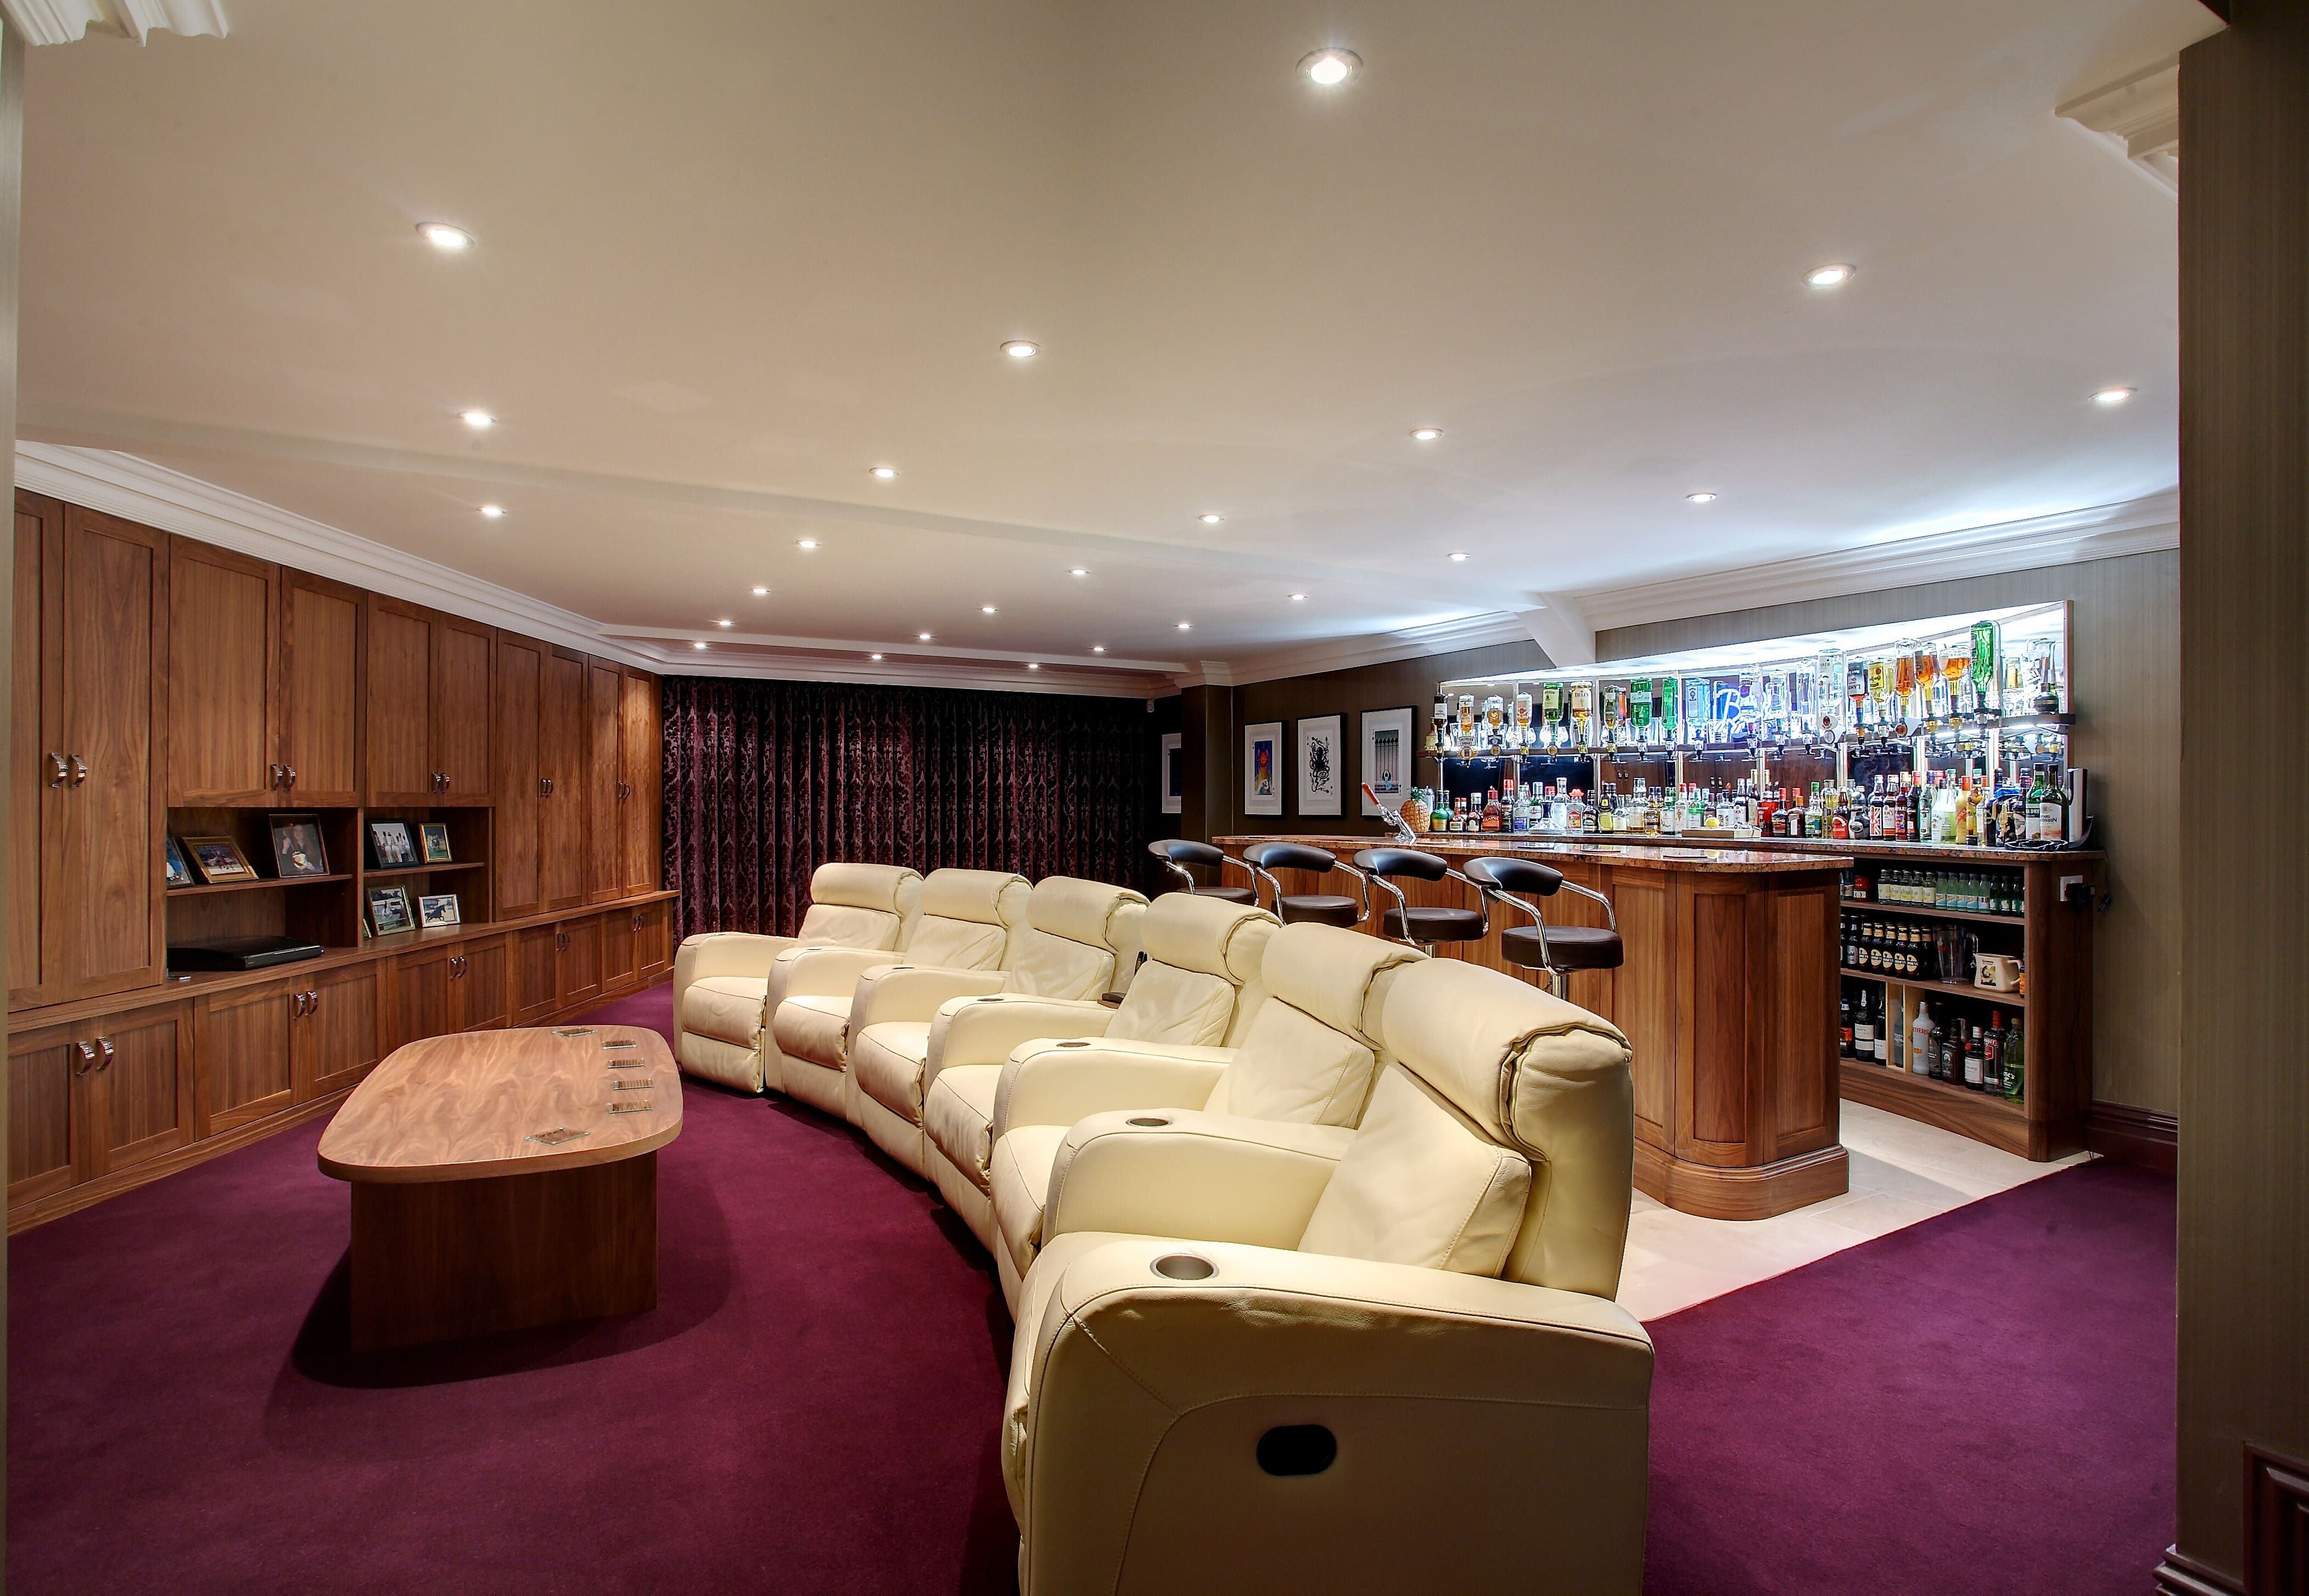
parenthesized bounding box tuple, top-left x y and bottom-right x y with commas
(1241, 841, 1370, 928)
(1147, 839, 1258, 905)
(1461, 855, 1623, 1000)
(1353, 847, 1488, 954)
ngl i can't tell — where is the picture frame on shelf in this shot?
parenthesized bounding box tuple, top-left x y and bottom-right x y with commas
(181, 834, 258, 884)
(419, 822, 453, 864)
(1159, 732, 1182, 816)
(268, 814, 330, 878)
(367, 884, 413, 936)
(1360, 707, 1415, 817)
(1297, 714, 1343, 817)
(1243, 721, 1284, 817)
(164, 837, 194, 889)
(417, 893, 462, 929)
(367, 819, 417, 869)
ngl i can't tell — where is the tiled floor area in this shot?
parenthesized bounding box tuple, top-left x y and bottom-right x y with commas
(1616, 1101, 2093, 1321)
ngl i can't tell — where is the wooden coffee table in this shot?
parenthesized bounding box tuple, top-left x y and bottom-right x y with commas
(317, 1024, 682, 1353)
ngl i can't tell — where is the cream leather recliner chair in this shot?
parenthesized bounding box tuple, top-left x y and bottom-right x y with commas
(984, 921, 1421, 1310)
(910, 892, 1279, 1257)
(769, 868, 1031, 1119)
(844, 876, 1152, 1192)
(1003, 955, 1649, 1595)
(671, 863, 921, 1093)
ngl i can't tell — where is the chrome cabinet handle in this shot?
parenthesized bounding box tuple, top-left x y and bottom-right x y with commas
(96, 1038, 115, 1073)
(291, 991, 307, 1018)
(539, 776, 552, 797)
(285, 765, 298, 789)
(68, 754, 88, 786)
(309, 988, 320, 1015)
(46, 752, 66, 787)
(71, 1041, 95, 1076)
(269, 763, 284, 789)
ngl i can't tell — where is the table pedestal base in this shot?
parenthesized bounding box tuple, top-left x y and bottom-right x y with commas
(1634, 1141, 1849, 1222)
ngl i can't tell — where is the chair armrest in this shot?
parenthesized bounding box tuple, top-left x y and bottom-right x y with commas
(1043, 1111, 1352, 1250)
(928, 996, 1114, 1078)
(769, 945, 906, 1004)
(849, 965, 1007, 1034)
(991, 1039, 1236, 1140)
(673, 932, 797, 1008)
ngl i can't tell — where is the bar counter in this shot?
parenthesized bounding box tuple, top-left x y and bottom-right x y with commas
(1218, 833, 1855, 1219)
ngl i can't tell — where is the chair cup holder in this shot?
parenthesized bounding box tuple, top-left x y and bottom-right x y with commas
(1151, 1253, 1215, 1281)
(1126, 1115, 1172, 1128)
(1056, 1039, 1091, 1049)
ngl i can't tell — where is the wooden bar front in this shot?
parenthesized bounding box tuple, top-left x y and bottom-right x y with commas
(1219, 835, 1853, 1220)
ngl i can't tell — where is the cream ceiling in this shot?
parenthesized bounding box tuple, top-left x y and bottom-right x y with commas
(16, 0, 2217, 690)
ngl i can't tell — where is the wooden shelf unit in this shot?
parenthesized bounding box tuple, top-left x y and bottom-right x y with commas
(1842, 896, 2024, 928)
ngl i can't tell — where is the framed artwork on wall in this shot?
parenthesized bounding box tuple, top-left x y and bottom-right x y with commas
(1360, 707, 1414, 817)
(1159, 732, 1183, 815)
(1243, 721, 1284, 817)
(1297, 714, 1343, 817)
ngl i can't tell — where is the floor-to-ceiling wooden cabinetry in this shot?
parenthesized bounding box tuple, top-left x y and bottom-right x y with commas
(6, 489, 677, 1233)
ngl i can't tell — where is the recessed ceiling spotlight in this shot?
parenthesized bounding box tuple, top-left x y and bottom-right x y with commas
(982, 604, 997, 614)
(2093, 386, 2136, 405)
(918, 631, 933, 641)
(1448, 551, 1469, 562)
(1199, 513, 1224, 525)
(752, 585, 769, 595)
(1290, 592, 1307, 601)
(419, 223, 474, 251)
(1026, 662, 1039, 670)
(870, 465, 899, 480)
(693, 641, 708, 651)
(716, 618, 732, 628)
(797, 538, 819, 549)
(870, 652, 883, 661)
(1001, 340, 1040, 360)
(1686, 491, 1718, 503)
(479, 504, 505, 518)
(1409, 427, 1443, 442)
(1177, 621, 1192, 630)
(1806, 262, 1855, 289)
(1069, 567, 1088, 577)
(1299, 47, 1361, 86)
(1092, 645, 1106, 653)
(461, 410, 495, 429)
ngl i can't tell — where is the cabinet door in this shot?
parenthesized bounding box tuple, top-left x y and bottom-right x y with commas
(55, 506, 168, 1003)
(492, 632, 545, 918)
(8, 1021, 80, 1206)
(195, 979, 298, 1135)
(302, 961, 384, 1100)
(457, 936, 510, 1031)
(621, 669, 661, 894)
(10, 492, 61, 1009)
(366, 595, 436, 804)
(540, 647, 588, 911)
(585, 659, 624, 903)
(87, 1004, 193, 1177)
(602, 908, 636, 993)
(279, 568, 363, 804)
(394, 944, 457, 1048)
(166, 539, 279, 807)
(636, 899, 672, 983)
(432, 615, 494, 804)
(559, 916, 602, 1008)
(513, 923, 561, 1025)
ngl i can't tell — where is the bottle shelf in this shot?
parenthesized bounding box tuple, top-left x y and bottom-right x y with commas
(1839, 897, 2024, 927)
(1839, 1057, 2026, 1121)
(167, 871, 355, 898)
(1841, 965, 2027, 1006)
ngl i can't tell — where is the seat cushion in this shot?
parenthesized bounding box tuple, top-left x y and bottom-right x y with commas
(924, 1063, 1003, 1189)
(851, 1022, 934, 1123)
(1103, 960, 1235, 1046)
(1501, 923, 1625, 972)
(991, 1123, 1070, 1278)
(1216, 997, 1377, 1127)
(1382, 905, 1487, 945)
(770, 993, 853, 1069)
(1278, 894, 1361, 928)
(1196, 884, 1257, 905)
(680, 977, 769, 1048)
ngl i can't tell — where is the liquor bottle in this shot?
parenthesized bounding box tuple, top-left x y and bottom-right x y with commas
(2003, 1015, 2026, 1102)
(1853, 989, 1875, 1062)
(1888, 1001, 1904, 1071)
(1912, 1000, 1938, 1078)
(1658, 676, 1679, 747)
(1431, 697, 1451, 753)
(1540, 681, 1563, 749)
(1428, 791, 1448, 832)
(1630, 678, 1652, 746)
(2035, 768, 2065, 844)
(1482, 787, 1503, 832)
(1570, 681, 1595, 749)
(1840, 992, 1854, 1059)
(1963, 1023, 1985, 1090)
(2024, 766, 2049, 843)
(1874, 998, 1891, 1065)
(1982, 1013, 2005, 1095)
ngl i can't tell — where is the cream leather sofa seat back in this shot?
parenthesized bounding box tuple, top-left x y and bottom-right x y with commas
(1004, 956, 1648, 1595)
(671, 863, 922, 1093)
(843, 876, 1149, 1184)
(770, 868, 1030, 1116)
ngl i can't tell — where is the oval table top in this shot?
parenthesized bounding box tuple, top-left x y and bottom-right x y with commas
(318, 1024, 682, 1184)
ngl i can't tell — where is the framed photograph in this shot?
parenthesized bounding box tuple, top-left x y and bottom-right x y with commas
(164, 836, 194, 889)
(182, 834, 258, 884)
(419, 822, 453, 864)
(368, 819, 417, 869)
(1297, 714, 1343, 817)
(1360, 707, 1415, 817)
(367, 884, 413, 936)
(268, 814, 330, 878)
(417, 893, 462, 929)
(1159, 732, 1183, 816)
(1243, 721, 1284, 817)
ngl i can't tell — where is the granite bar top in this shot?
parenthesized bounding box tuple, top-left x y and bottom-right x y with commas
(1217, 833, 1851, 876)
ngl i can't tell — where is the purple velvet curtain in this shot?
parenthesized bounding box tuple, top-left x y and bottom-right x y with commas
(662, 676, 1157, 939)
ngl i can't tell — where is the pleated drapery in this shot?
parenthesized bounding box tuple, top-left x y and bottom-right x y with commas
(661, 676, 1156, 939)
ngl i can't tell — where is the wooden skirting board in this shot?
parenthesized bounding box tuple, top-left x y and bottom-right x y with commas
(2155, 1547, 2243, 1596)
(2086, 1100, 2179, 1175)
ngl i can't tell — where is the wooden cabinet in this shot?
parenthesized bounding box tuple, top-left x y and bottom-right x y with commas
(559, 915, 603, 1007)
(434, 617, 494, 804)
(166, 539, 279, 806)
(8, 1020, 81, 1206)
(514, 923, 561, 1025)
(586, 659, 624, 903)
(621, 669, 662, 895)
(541, 646, 588, 911)
(602, 906, 636, 990)
(194, 978, 298, 1134)
(492, 632, 545, 919)
(5, 1003, 193, 1205)
(279, 569, 363, 804)
(365, 596, 492, 805)
(636, 899, 672, 983)
(302, 961, 384, 1099)
(390, 936, 508, 1049)
(460, 935, 510, 1030)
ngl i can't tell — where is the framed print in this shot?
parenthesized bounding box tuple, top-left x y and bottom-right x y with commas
(419, 822, 453, 864)
(368, 819, 417, 869)
(268, 814, 330, 878)
(417, 893, 462, 929)
(1297, 714, 1343, 817)
(1242, 721, 1284, 817)
(1360, 707, 1415, 817)
(1159, 732, 1183, 816)
(182, 834, 257, 884)
(164, 836, 194, 889)
(367, 884, 413, 936)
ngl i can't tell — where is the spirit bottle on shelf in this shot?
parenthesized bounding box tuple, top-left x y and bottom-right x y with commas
(1482, 787, 1503, 832)
(1658, 676, 1679, 747)
(1513, 691, 1533, 749)
(1630, 678, 1652, 747)
(1912, 999, 1938, 1078)
(1457, 695, 1477, 753)
(1893, 647, 1916, 736)
(1431, 697, 1451, 754)
(2004, 1015, 2025, 1102)
(1570, 681, 1595, 749)
(1853, 988, 1876, 1062)
(1963, 1023, 1985, 1090)
(1970, 620, 1998, 715)
(1982, 1013, 2005, 1094)
(1483, 695, 1505, 751)
(1847, 660, 1870, 737)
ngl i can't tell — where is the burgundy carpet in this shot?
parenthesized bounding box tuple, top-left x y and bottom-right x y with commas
(8, 979, 2175, 1594)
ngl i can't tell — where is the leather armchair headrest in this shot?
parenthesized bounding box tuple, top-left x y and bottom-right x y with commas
(1260, 922, 1421, 1045)
(920, 867, 1030, 926)
(809, 861, 923, 914)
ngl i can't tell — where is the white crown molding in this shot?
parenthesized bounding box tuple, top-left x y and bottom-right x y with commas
(1186, 610, 1534, 690)
(602, 624, 1182, 676)
(1572, 491, 2179, 635)
(3, 0, 225, 45)
(2057, 57, 2181, 195)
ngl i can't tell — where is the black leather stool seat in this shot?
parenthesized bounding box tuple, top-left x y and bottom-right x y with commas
(1196, 884, 1258, 905)
(1383, 905, 1487, 944)
(1501, 923, 1624, 972)
(1278, 893, 1361, 928)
